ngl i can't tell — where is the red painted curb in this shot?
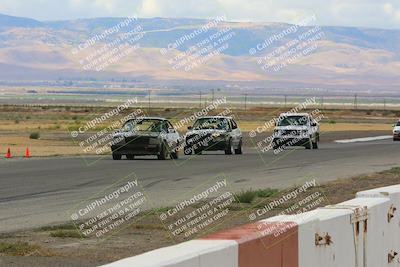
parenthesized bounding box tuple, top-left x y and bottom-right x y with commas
(202, 221, 298, 267)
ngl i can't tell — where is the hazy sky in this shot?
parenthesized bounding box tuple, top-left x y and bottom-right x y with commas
(0, 0, 399, 29)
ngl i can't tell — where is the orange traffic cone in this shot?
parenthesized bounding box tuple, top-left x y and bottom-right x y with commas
(24, 147, 31, 158)
(5, 148, 12, 158)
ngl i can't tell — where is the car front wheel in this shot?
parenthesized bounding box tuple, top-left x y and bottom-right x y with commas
(112, 153, 122, 160)
(171, 150, 179, 159)
(225, 139, 233, 155)
(304, 138, 312, 149)
(234, 140, 243, 154)
(312, 140, 318, 149)
(158, 142, 168, 160)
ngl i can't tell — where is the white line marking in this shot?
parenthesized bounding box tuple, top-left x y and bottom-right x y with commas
(335, 135, 392, 144)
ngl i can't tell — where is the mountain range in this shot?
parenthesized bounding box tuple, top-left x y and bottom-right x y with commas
(0, 13, 399, 91)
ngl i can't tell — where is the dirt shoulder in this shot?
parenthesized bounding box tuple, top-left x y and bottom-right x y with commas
(1, 167, 400, 267)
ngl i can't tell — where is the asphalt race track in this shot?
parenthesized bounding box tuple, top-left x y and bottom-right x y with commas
(0, 138, 398, 233)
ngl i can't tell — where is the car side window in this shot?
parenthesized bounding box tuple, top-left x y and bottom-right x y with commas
(222, 119, 231, 131)
(167, 121, 175, 131)
(161, 121, 169, 132)
(231, 119, 238, 130)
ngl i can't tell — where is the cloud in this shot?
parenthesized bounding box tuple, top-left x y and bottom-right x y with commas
(384, 3, 400, 21)
(139, 0, 161, 17)
(0, 0, 399, 29)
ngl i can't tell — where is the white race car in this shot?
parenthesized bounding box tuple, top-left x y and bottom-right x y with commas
(393, 120, 400, 141)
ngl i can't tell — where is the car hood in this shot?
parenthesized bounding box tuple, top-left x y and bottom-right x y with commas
(393, 126, 400, 132)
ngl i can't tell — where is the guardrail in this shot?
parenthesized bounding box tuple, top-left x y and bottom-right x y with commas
(102, 184, 400, 267)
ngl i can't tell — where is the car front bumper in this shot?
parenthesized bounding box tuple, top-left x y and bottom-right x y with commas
(273, 137, 310, 147)
(185, 134, 229, 151)
(111, 144, 161, 155)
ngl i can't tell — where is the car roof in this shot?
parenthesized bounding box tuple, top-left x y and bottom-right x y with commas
(196, 116, 233, 119)
(126, 117, 168, 121)
(279, 113, 310, 116)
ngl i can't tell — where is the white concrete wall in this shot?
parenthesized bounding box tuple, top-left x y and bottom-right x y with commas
(102, 184, 400, 267)
(357, 185, 400, 266)
(101, 240, 238, 267)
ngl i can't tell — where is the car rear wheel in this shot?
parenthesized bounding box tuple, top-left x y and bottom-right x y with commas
(112, 153, 122, 160)
(234, 140, 243, 154)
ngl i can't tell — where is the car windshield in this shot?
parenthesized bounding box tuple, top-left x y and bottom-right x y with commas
(193, 118, 230, 130)
(396, 121, 400, 126)
(122, 119, 165, 133)
(277, 116, 308, 126)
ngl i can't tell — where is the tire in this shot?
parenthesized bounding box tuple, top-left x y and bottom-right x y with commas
(312, 141, 318, 149)
(171, 151, 179, 159)
(234, 140, 243, 154)
(304, 139, 312, 150)
(126, 154, 135, 160)
(184, 146, 192, 155)
(225, 139, 233, 155)
(272, 139, 279, 150)
(112, 153, 122, 160)
(157, 142, 168, 160)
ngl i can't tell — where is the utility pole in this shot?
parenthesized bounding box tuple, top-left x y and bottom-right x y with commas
(148, 89, 151, 114)
(199, 91, 202, 109)
(354, 93, 358, 109)
(321, 95, 324, 109)
(284, 95, 287, 108)
(244, 93, 248, 111)
(384, 98, 386, 111)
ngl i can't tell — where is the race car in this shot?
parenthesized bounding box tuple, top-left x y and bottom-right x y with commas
(393, 120, 400, 141)
(272, 113, 320, 150)
(111, 117, 180, 160)
(184, 116, 242, 155)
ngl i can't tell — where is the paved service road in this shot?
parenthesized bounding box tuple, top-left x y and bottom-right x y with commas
(0, 139, 398, 233)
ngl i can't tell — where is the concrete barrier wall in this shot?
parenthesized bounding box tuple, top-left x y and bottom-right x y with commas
(102, 184, 400, 267)
(101, 240, 238, 267)
(357, 185, 400, 266)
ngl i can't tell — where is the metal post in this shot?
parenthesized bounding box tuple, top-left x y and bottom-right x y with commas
(284, 95, 287, 108)
(244, 93, 248, 111)
(148, 90, 151, 113)
(354, 93, 358, 109)
(199, 91, 202, 109)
